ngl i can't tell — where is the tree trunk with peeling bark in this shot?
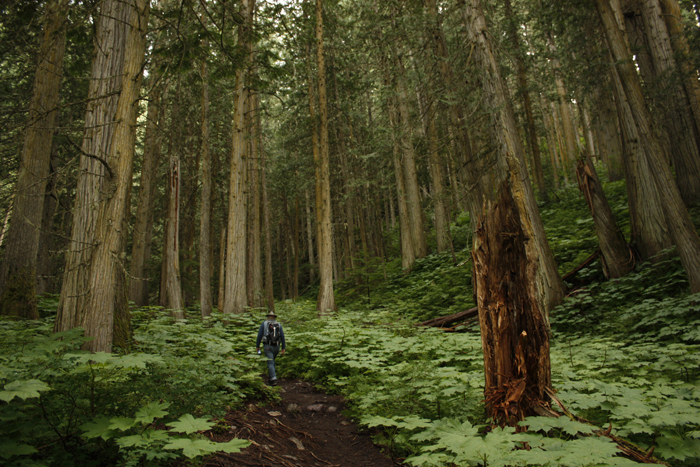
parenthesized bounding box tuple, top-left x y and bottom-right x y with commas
(0, 0, 68, 319)
(463, 0, 564, 424)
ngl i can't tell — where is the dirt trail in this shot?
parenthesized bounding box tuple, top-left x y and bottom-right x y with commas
(205, 379, 398, 467)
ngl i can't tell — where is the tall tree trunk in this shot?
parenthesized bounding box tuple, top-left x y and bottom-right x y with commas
(597, 0, 700, 292)
(56, 0, 130, 333)
(224, 0, 255, 314)
(247, 92, 262, 307)
(463, 0, 565, 423)
(129, 73, 165, 307)
(503, 0, 546, 199)
(261, 139, 275, 312)
(218, 228, 226, 310)
(37, 154, 58, 295)
(315, 0, 336, 313)
(305, 189, 316, 283)
(576, 157, 633, 278)
(657, 0, 700, 137)
(540, 97, 561, 190)
(81, 0, 150, 351)
(424, 0, 476, 215)
(388, 95, 416, 272)
(635, 0, 700, 206)
(427, 105, 451, 253)
(199, 59, 213, 318)
(0, 0, 68, 319)
(394, 51, 428, 259)
(548, 36, 577, 175)
(593, 80, 625, 181)
(162, 154, 184, 316)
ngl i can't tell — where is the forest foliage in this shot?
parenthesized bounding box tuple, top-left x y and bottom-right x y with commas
(2, 0, 700, 465)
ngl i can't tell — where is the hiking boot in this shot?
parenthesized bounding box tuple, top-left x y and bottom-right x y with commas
(269, 379, 278, 386)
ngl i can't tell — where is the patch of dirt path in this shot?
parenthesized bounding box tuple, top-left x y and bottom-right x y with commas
(205, 379, 399, 467)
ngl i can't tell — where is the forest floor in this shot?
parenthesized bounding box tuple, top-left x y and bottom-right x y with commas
(204, 379, 400, 467)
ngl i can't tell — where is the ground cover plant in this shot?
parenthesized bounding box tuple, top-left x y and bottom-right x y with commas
(0, 309, 264, 466)
(278, 181, 700, 466)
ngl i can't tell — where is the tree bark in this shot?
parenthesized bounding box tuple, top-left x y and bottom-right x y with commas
(0, 0, 68, 319)
(247, 92, 263, 307)
(394, 51, 428, 259)
(636, 0, 700, 205)
(56, 0, 130, 333)
(314, 0, 336, 313)
(503, 0, 546, 199)
(388, 94, 416, 272)
(224, 0, 255, 314)
(597, 0, 700, 292)
(304, 189, 316, 283)
(576, 158, 633, 278)
(199, 59, 213, 317)
(463, 0, 565, 423)
(81, 0, 150, 351)
(473, 183, 555, 425)
(129, 73, 165, 308)
(427, 106, 451, 253)
(261, 138, 275, 312)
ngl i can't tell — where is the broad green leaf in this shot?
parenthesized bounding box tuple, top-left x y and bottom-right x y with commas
(0, 441, 38, 459)
(109, 417, 137, 431)
(656, 434, 700, 461)
(167, 414, 215, 434)
(116, 428, 169, 448)
(0, 379, 51, 402)
(361, 415, 398, 428)
(81, 417, 116, 440)
(217, 438, 251, 454)
(163, 438, 221, 458)
(134, 401, 170, 425)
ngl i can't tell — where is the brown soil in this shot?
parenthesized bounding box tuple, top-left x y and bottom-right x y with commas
(205, 379, 400, 467)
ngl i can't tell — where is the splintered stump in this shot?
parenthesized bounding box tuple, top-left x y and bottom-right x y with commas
(473, 183, 553, 426)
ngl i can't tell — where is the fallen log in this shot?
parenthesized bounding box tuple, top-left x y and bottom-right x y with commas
(417, 307, 478, 328)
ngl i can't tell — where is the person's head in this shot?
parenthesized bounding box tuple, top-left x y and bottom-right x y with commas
(266, 311, 277, 321)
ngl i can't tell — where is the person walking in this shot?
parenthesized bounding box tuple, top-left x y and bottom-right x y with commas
(256, 311, 286, 386)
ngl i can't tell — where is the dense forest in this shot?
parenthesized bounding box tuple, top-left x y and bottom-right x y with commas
(1, 0, 700, 465)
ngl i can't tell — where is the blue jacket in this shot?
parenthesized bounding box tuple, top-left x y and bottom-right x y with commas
(256, 320, 286, 349)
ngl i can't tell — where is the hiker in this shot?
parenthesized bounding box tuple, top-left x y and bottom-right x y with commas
(256, 311, 286, 386)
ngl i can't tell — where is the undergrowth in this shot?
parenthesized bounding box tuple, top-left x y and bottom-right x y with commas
(0, 309, 269, 466)
(282, 180, 700, 466)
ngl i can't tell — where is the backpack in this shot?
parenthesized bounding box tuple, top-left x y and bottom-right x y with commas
(266, 321, 281, 345)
